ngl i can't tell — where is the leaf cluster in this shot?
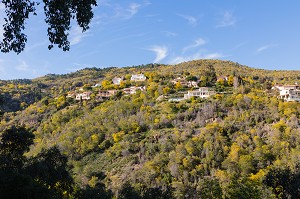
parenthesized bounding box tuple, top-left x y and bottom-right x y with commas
(0, 0, 97, 53)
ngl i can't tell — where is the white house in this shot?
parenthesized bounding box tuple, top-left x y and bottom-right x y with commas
(171, 77, 188, 87)
(123, 86, 146, 94)
(131, 74, 146, 81)
(184, 87, 215, 99)
(272, 84, 300, 102)
(272, 84, 299, 91)
(171, 77, 199, 88)
(279, 89, 300, 102)
(75, 92, 92, 100)
(98, 90, 117, 98)
(187, 81, 199, 88)
(112, 77, 123, 85)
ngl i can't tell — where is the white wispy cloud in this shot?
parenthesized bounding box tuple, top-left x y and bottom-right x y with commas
(148, 45, 168, 63)
(114, 2, 148, 20)
(177, 14, 198, 27)
(25, 40, 48, 52)
(216, 11, 236, 28)
(69, 26, 91, 45)
(162, 31, 177, 37)
(93, 1, 150, 25)
(169, 52, 224, 65)
(256, 44, 278, 53)
(182, 38, 206, 53)
(203, 53, 224, 59)
(0, 65, 5, 75)
(0, 59, 5, 75)
(128, 3, 141, 17)
(15, 61, 39, 77)
(16, 61, 29, 71)
(233, 42, 247, 50)
(65, 63, 96, 72)
(143, 0, 151, 6)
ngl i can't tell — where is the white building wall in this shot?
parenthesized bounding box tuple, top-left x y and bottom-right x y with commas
(280, 89, 300, 102)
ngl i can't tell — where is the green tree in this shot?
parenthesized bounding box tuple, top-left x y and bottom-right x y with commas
(0, 126, 34, 171)
(264, 167, 300, 199)
(1, 0, 97, 53)
(197, 177, 222, 199)
(26, 146, 74, 198)
(202, 64, 217, 86)
(0, 126, 47, 199)
(0, 126, 76, 199)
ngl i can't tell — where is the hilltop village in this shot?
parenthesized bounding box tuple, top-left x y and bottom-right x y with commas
(66, 72, 300, 103)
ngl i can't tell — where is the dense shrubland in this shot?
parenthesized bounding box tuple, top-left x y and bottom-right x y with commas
(0, 59, 300, 198)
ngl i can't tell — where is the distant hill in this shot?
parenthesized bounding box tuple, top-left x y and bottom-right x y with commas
(0, 59, 300, 198)
(1, 59, 298, 113)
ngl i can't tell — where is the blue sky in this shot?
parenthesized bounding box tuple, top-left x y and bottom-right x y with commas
(0, 0, 300, 79)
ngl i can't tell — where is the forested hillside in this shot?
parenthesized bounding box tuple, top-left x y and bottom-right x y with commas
(1, 59, 300, 198)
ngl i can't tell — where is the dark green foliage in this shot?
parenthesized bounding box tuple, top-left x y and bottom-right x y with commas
(225, 178, 264, 199)
(0, 0, 36, 53)
(141, 187, 174, 199)
(43, 0, 96, 51)
(117, 182, 173, 199)
(74, 185, 113, 199)
(193, 177, 222, 199)
(201, 64, 217, 86)
(0, 126, 49, 198)
(0, 126, 76, 198)
(25, 146, 74, 197)
(186, 75, 198, 81)
(264, 167, 300, 199)
(118, 182, 141, 199)
(0, 171, 49, 199)
(1, 0, 97, 53)
(0, 126, 34, 171)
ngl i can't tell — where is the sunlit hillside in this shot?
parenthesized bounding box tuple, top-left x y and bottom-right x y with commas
(0, 60, 300, 198)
